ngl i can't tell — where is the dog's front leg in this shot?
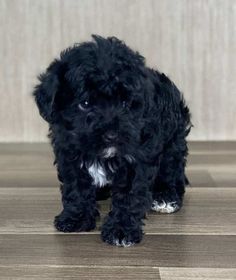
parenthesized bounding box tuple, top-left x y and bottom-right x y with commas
(101, 162, 152, 246)
(54, 161, 98, 232)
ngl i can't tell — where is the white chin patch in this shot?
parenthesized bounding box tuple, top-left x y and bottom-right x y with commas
(151, 200, 179, 214)
(102, 147, 117, 158)
(88, 162, 111, 187)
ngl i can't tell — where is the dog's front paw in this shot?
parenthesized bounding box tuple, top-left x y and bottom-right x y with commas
(101, 218, 143, 247)
(54, 211, 96, 232)
(151, 190, 182, 214)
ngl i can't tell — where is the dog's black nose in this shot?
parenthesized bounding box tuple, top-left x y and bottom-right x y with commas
(104, 131, 118, 142)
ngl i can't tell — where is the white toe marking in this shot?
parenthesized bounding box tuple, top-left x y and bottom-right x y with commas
(121, 240, 134, 247)
(113, 239, 134, 247)
(114, 239, 121, 247)
(151, 200, 179, 213)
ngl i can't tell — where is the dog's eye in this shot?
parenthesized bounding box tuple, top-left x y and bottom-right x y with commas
(78, 100, 90, 111)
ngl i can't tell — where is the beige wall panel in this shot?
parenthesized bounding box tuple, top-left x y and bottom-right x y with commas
(0, 0, 235, 141)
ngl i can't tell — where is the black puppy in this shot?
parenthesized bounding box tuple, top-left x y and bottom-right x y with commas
(33, 35, 191, 247)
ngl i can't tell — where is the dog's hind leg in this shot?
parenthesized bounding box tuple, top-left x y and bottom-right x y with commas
(151, 135, 189, 214)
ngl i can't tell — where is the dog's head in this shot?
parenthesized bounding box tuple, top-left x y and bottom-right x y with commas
(34, 35, 151, 159)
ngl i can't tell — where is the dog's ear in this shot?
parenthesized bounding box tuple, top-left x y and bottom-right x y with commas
(33, 59, 67, 123)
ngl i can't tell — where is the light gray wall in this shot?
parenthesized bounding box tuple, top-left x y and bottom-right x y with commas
(0, 0, 235, 142)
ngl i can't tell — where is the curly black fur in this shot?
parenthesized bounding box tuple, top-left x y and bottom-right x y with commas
(33, 35, 191, 246)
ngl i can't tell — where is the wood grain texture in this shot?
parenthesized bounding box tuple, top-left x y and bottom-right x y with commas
(0, 142, 235, 190)
(0, 170, 215, 188)
(188, 154, 236, 172)
(0, 0, 236, 142)
(186, 170, 215, 188)
(1, 143, 236, 171)
(0, 142, 235, 154)
(211, 170, 236, 188)
(189, 142, 236, 154)
(0, 153, 235, 171)
(0, 266, 160, 280)
(0, 187, 235, 235)
(0, 170, 57, 188)
(0, 170, 216, 189)
(0, 143, 236, 278)
(0, 234, 235, 268)
(159, 268, 236, 280)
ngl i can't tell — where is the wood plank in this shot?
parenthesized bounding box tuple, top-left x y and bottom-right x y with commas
(0, 170, 215, 188)
(0, 143, 53, 171)
(0, 154, 53, 171)
(0, 235, 235, 268)
(188, 154, 236, 167)
(0, 169, 230, 190)
(0, 266, 160, 280)
(1, 154, 236, 172)
(0, 188, 235, 235)
(0, 143, 51, 154)
(1, 142, 235, 154)
(159, 267, 236, 280)
(0, 170, 230, 191)
(210, 170, 236, 188)
(186, 170, 216, 188)
(0, 170, 58, 188)
(188, 142, 236, 154)
(0, 151, 236, 171)
(0, 143, 236, 171)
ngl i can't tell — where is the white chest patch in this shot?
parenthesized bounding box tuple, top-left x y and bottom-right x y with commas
(88, 162, 111, 187)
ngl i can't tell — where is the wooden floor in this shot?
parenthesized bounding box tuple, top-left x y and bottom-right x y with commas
(0, 142, 236, 280)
